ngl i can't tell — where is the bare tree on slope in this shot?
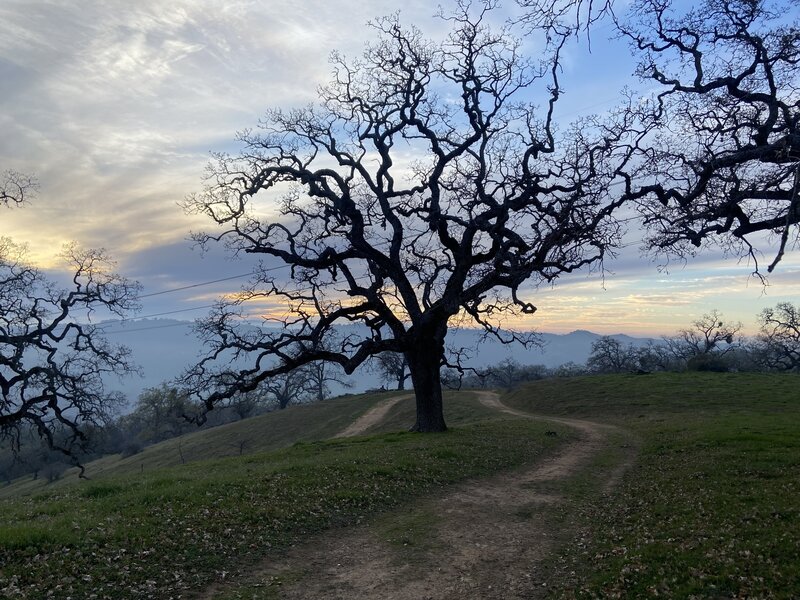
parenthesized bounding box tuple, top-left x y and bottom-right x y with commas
(1, 174, 139, 460)
(182, 3, 641, 431)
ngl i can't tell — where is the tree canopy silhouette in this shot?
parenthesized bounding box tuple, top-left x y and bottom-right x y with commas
(182, 2, 638, 431)
(183, 0, 798, 431)
(0, 240, 139, 461)
(520, 0, 800, 273)
(1, 175, 139, 461)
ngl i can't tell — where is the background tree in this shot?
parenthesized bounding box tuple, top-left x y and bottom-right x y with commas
(1, 170, 36, 207)
(586, 336, 640, 373)
(635, 340, 677, 372)
(486, 357, 526, 390)
(487, 357, 549, 388)
(302, 360, 351, 403)
(182, 3, 643, 431)
(299, 335, 352, 402)
(551, 361, 586, 377)
(752, 302, 800, 371)
(0, 238, 139, 460)
(665, 310, 742, 362)
(125, 385, 197, 444)
(222, 388, 270, 421)
(261, 369, 312, 411)
(372, 352, 410, 391)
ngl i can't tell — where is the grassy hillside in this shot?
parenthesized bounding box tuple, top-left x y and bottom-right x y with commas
(503, 372, 800, 598)
(0, 390, 493, 499)
(0, 411, 566, 599)
(2, 373, 798, 598)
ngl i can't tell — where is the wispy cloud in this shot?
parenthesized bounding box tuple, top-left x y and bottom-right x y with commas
(2, 0, 434, 263)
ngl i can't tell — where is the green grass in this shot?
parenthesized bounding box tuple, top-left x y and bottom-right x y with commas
(3, 374, 798, 598)
(0, 390, 512, 500)
(0, 415, 565, 599)
(503, 372, 800, 598)
(0, 391, 411, 498)
(502, 371, 799, 422)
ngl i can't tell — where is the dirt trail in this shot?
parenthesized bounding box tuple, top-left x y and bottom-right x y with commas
(334, 395, 410, 438)
(204, 391, 634, 599)
(476, 392, 633, 493)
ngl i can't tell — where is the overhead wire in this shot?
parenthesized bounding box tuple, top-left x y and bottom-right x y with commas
(100, 321, 194, 335)
(139, 271, 265, 298)
(93, 304, 219, 328)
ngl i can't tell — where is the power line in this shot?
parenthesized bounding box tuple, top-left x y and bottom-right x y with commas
(138, 272, 255, 298)
(133, 304, 217, 319)
(94, 236, 654, 336)
(100, 321, 194, 335)
(126, 207, 647, 305)
(137, 264, 291, 299)
(94, 304, 218, 328)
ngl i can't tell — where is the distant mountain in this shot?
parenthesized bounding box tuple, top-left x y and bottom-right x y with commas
(98, 318, 656, 406)
(445, 327, 654, 370)
(99, 319, 202, 405)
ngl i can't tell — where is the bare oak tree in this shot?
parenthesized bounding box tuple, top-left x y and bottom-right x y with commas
(302, 360, 351, 403)
(665, 309, 742, 361)
(586, 336, 639, 373)
(0, 240, 139, 459)
(753, 302, 800, 371)
(223, 388, 269, 420)
(371, 352, 410, 391)
(261, 369, 312, 411)
(183, 3, 638, 431)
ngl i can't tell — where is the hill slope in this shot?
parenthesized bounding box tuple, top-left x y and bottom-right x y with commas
(0, 390, 499, 498)
(0, 395, 564, 599)
(2, 373, 797, 599)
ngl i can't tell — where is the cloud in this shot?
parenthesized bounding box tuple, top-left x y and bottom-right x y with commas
(0, 0, 472, 270)
(624, 294, 695, 306)
(2, 1, 798, 338)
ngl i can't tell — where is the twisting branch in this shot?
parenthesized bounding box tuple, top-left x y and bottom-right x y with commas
(619, 0, 800, 272)
(516, 0, 799, 274)
(1, 170, 37, 207)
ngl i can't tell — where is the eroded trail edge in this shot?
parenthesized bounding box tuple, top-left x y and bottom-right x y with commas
(206, 391, 635, 599)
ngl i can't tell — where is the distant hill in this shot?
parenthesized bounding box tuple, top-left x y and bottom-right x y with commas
(98, 318, 656, 404)
(444, 327, 654, 370)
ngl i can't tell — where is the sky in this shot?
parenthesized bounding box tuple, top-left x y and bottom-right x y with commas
(1, 0, 798, 338)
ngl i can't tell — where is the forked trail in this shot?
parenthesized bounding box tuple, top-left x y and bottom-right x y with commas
(203, 391, 635, 599)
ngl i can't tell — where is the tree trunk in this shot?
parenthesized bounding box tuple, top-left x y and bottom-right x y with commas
(396, 359, 406, 391)
(406, 326, 447, 432)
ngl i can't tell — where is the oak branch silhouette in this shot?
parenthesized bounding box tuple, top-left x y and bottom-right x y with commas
(182, 3, 640, 431)
(520, 0, 800, 273)
(1, 170, 36, 208)
(0, 240, 139, 460)
(2, 172, 140, 461)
